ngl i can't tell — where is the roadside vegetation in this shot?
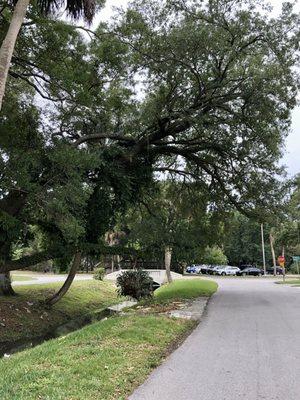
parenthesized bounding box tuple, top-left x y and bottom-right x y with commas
(0, 315, 194, 400)
(1, 0, 299, 398)
(11, 274, 37, 282)
(0, 277, 217, 399)
(0, 280, 119, 346)
(154, 279, 218, 302)
(275, 279, 300, 286)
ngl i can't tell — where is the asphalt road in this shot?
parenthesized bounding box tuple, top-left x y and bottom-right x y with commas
(12, 273, 92, 286)
(129, 277, 300, 400)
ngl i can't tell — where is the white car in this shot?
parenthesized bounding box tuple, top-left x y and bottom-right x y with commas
(216, 266, 240, 276)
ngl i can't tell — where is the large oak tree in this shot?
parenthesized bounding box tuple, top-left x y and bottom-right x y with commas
(0, 0, 299, 296)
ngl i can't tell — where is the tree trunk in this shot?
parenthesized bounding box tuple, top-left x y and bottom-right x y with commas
(111, 256, 114, 272)
(116, 255, 121, 270)
(0, 0, 30, 110)
(164, 245, 173, 284)
(45, 252, 81, 306)
(0, 272, 16, 296)
(269, 233, 277, 276)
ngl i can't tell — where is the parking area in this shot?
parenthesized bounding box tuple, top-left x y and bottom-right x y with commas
(186, 264, 285, 277)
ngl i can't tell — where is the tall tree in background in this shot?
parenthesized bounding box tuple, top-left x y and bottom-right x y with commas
(272, 175, 300, 268)
(0, 0, 97, 110)
(122, 181, 228, 280)
(224, 213, 272, 266)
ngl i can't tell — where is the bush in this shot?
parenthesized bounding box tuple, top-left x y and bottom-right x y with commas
(288, 263, 300, 274)
(202, 246, 228, 265)
(116, 270, 154, 300)
(93, 267, 105, 281)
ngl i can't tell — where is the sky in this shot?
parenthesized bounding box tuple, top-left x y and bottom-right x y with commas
(94, 0, 300, 177)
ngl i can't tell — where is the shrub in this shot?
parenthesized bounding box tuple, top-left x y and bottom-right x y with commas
(116, 270, 154, 300)
(93, 267, 105, 281)
(289, 263, 300, 274)
(202, 245, 228, 265)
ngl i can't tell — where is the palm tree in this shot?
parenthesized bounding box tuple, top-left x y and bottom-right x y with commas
(0, 0, 96, 110)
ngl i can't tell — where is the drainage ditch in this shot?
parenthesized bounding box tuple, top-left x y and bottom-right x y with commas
(0, 300, 136, 358)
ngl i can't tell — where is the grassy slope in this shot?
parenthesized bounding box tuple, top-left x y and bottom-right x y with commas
(0, 280, 120, 343)
(276, 279, 300, 286)
(0, 278, 218, 399)
(11, 275, 37, 282)
(0, 315, 194, 400)
(154, 278, 218, 302)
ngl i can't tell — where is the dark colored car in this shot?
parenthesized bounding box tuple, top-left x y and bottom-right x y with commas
(266, 267, 283, 275)
(236, 267, 262, 276)
(206, 265, 217, 275)
(199, 265, 210, 274)
(239, 264, 256, 271)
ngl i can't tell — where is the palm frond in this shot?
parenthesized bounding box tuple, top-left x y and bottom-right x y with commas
(38, 0, 96, 22)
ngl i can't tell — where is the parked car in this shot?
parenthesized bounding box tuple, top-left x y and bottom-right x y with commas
(216, 266, 241, 276)
(236, 267, 262, 276)
(208, 265, 223, 275)
(186, 265, 196, 274)
(239, 264, 256, 271)
(266, 267, 283, 275)
(199, 264, 210, 274)
(186, 265, 201, 274)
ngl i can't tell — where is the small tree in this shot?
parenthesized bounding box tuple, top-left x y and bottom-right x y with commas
(93, 267, 105, 281)
(202, 246, 228, 265)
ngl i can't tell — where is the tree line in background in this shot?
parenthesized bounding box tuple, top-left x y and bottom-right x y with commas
(11, 176, 300, 274)
(0, 0, 299, 299)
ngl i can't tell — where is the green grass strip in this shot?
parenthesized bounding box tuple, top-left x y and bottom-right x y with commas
(154, 278, 218, 302)
(0, 315, 193, 400)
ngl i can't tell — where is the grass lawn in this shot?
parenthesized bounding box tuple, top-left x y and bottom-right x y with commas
(11, 274, 37, 282)
(0, 277, 218, 399)
(276, 279, 300, 286)
(154, 278, 218, 302)
(0, 280, 120, 345)
(0, 315, 194, 400)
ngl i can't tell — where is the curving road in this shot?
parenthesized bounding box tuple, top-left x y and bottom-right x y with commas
(129, 277, 300, 400)
(12, 272, 92, 286)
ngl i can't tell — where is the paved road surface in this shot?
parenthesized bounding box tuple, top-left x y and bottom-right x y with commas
(129, 278, 300, 400)
(12, 273, 92, 286)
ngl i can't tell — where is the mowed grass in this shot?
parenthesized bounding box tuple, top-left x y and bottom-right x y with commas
(11, 274, 37, 282)
(276, 279, 300, 286)
(154, 279, 218, 302)
(0, 315, 194, 400)
(0, 280, 120, 343)
(0, 277, 218, 399)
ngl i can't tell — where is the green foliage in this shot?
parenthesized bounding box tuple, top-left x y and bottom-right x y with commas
(0, 280, 120, 344)
(122, 181, 227, 269)
(224, 213, 270, 266)
(0, 314, 191, 400)
(93, 267, 105, 281)
(289, 263, 300, 275)
(273, 175, 300, 260)
(223, 177, 300, 268)
(52, 255, 72, 273)
(116, 270, 154, 300)
(1, 0, 300, 277)
(202, 246, 228, 265)
(154, 279, 218, 302)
